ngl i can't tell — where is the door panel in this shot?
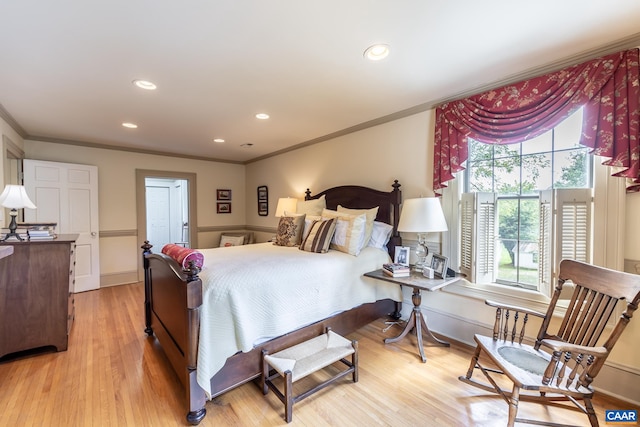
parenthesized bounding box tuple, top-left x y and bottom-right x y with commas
(24, 159, 100, 292)
(146, 185, 172, 249)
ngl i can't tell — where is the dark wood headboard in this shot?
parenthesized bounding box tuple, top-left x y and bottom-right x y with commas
(305, 180, 402, 256)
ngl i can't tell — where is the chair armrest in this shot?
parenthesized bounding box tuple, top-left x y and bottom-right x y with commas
(485, 300, 546, 319)
(541, 339, 608, 358)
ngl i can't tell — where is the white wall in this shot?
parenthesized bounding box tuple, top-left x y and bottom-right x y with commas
(246, 111, 436, 232)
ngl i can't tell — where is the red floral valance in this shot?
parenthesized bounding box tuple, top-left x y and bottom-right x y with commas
(433, 48, 640, 193)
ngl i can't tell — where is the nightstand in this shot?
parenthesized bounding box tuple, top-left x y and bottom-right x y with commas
(364, 269, 458, 362)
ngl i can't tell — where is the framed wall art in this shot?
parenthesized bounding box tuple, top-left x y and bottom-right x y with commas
(217, 189, 231, 201)
(257, 185, 268, 216)
(217, 202, 231, 214)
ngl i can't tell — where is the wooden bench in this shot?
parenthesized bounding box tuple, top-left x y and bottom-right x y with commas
(261, 328, 358, 422)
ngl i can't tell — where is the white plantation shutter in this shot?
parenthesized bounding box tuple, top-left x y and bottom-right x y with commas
(538, 190, 554, 296)
(460, 192, 496, 283)
(556, 189, 592, 264)
(538, 188, 592, 296)
(459, 193, 474, 279)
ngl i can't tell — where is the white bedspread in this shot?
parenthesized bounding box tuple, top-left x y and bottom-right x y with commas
(196, 242, 401, 397)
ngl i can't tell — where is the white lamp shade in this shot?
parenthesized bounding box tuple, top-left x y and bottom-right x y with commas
(0, 185, 36, 209)
(397, 197, 447, 232)
(274, 197, 297, 217)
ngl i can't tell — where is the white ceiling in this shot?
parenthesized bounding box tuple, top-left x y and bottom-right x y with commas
(2, 1, 640, 163)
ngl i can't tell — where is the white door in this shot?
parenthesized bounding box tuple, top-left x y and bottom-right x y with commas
(23, 159, 100, 293)
(145, 178, 189, 248)
(146, 185, 172, 249)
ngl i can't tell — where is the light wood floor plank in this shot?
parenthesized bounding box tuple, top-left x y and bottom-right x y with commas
(0, 282, 636, 426)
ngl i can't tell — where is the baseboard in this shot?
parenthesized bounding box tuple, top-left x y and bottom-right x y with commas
(100, 271, 139, 287)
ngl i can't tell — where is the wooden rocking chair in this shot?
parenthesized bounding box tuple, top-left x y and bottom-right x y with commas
(459, 259, 640, 426)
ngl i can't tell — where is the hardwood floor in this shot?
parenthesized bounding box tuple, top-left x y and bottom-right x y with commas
(0, 282, 636, 426)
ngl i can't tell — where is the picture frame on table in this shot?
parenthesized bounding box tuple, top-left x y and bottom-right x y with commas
(217, 189, 232, 201)
(217, 202, 231, 214)
(430, 254, 448, 278)
(394, 246, 410, 266)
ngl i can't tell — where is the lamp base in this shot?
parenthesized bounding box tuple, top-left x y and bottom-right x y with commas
(1, 231, 25, 242)
(412, 260, 427, 272)
(413, 240, 430, 272)
(1, 209, 24, 242)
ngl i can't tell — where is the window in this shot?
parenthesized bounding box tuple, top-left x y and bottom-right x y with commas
(460, 109, 593, 294)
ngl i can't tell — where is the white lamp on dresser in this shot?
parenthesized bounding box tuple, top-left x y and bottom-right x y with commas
(0, 184, 36, 242)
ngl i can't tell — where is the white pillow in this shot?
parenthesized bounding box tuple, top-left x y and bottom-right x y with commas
(321, 209, 367, 256)
(368, 221, 394, 249)
(285, 211, 321, 241)
(337, 205, 379, 246)
(296, 194, 326, 216)
(220, 235, 245, 247)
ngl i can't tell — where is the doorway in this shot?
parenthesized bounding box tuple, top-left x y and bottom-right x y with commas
(136, 170, 197, 277)
(145, 177, 189, 248)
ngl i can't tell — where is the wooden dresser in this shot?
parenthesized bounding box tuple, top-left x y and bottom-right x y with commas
(0, 234, 78, 359)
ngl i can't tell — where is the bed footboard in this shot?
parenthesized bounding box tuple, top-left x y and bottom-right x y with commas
(142, 241, 207, 425)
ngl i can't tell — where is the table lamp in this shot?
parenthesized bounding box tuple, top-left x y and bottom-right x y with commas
(0, 185, 37, 241)
(274, 197, 297, 217)
(397, 197, 448, 271)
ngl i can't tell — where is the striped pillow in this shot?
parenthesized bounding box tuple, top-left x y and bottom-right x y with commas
(299, 218, 336, 253)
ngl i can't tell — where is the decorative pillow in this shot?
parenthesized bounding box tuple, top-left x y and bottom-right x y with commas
(220, 231, 254, 245)
(368, 221, 394, 249)
(299, 218, 337, 253)
(296, 194, 326, 216)
(285, 211, 322, 241)
(321, 209, 367, 256)
(161, 244, 204, 269)
(337, 205, 379, 246)
(220, 235, 245, 247)
(274, 214, 306, 246)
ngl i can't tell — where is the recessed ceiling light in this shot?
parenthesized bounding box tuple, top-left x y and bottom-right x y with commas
(213, 138, 225, 143)
(240, 143, 254, 148)
(255, 113, 269, 120)
(133, 79, 157, 90)
(122, 122, 138, 129)
(363, 44, 390, 61)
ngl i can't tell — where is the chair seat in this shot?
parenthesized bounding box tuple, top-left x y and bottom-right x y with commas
(474, 334, 593, 396)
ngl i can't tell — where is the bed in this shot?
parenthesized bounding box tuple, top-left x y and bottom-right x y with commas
(141, 180, 403, 424)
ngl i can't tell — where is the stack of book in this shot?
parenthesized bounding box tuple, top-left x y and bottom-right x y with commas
(28, 229, 56, 240)
(18, 223, 58, 241)
(382, 263, 411, 277)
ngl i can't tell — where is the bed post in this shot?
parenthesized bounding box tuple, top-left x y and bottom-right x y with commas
(389, 180, 403, 319)
(141, 240, 153, 336)
(183, 261, 207, 425)
(387, 180, 402, 257)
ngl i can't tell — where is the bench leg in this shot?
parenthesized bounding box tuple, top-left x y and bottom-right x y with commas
(352, 340, 359, 383)
(284, 371, 293, 423)
(261, 350, 269, 395)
